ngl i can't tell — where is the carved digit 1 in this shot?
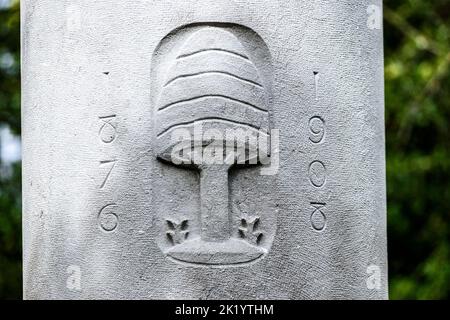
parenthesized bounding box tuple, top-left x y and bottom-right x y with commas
(314, 71, 319, 100)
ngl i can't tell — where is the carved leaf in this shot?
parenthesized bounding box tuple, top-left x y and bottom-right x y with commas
(248, 217, 260, 232)
(256, 233, 263, 245)
(238, 226, 248, 239)
(166, 219, 176, 230)
(166, 219, 190, 246)
(166, 231, 175, 245)
(180, 220, 189, 231)
(239, 216, 263, 246)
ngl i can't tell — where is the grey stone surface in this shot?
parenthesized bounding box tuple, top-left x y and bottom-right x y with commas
(22, 0, 388, 299)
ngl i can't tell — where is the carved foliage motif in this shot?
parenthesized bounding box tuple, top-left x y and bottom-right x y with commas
(166, 219, 190, 245)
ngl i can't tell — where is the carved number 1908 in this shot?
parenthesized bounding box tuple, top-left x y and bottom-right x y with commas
(308, 87, 327, 232)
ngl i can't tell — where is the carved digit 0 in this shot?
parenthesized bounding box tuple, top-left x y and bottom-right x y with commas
(309, 116, 325, 144)
(98, 203, 118, 232)
(308, 160, 326, 188)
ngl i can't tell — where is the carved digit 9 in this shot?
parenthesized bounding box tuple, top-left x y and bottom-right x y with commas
(309, 116, 325, 144)
(98, 203, 118, 232)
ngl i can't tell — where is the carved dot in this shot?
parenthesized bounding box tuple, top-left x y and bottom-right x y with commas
(311, 210, 326, 231)
(309, 161, 326, 188)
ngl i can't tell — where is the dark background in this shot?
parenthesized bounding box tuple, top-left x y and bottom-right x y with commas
(0, 0, 449, 299)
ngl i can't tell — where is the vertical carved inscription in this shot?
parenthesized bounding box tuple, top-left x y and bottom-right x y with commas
(308, 73, 328, 232)
(97, 115, 119, 232)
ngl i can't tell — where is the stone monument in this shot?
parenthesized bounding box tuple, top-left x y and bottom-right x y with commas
(22, 0, 388, 299)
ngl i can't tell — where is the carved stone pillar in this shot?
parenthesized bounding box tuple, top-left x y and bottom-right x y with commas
(22, 0, 388, 299)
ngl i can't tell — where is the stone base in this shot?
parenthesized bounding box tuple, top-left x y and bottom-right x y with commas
(165, 238, 265, 265)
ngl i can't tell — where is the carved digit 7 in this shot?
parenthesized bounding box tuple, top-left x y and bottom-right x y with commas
(99, 160, 117, 189)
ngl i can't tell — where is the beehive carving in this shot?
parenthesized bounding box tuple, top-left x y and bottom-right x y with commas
(155, 27, 270, 158)
(154, 26, 271, 265)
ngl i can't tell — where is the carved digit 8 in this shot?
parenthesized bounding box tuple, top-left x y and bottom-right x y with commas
(99, 115, 117, 144)
(310, 202, 326, 232)
(309, 116, 325, 144)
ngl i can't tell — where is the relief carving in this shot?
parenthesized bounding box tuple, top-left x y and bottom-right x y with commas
(152, 24, 275, 266)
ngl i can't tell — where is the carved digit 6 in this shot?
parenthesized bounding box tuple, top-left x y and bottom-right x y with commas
(98, 203, 118, 232)
(309, 116, 325, 144)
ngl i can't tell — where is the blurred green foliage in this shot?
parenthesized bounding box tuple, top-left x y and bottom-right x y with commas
(0, 0, 21, 300)
(384, 0, 449, 299)
(0, 163, 21, 300)
(0, 0, 448, 299)
(0, 1, 20, 134)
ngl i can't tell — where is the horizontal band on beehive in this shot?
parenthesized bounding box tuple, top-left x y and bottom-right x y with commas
(157, 117, 269, 138)
(156, 96, 269, 136)
(176, 28, 249, 60)
(165, 51, 261, 87)
(157, 74, 268, 112)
